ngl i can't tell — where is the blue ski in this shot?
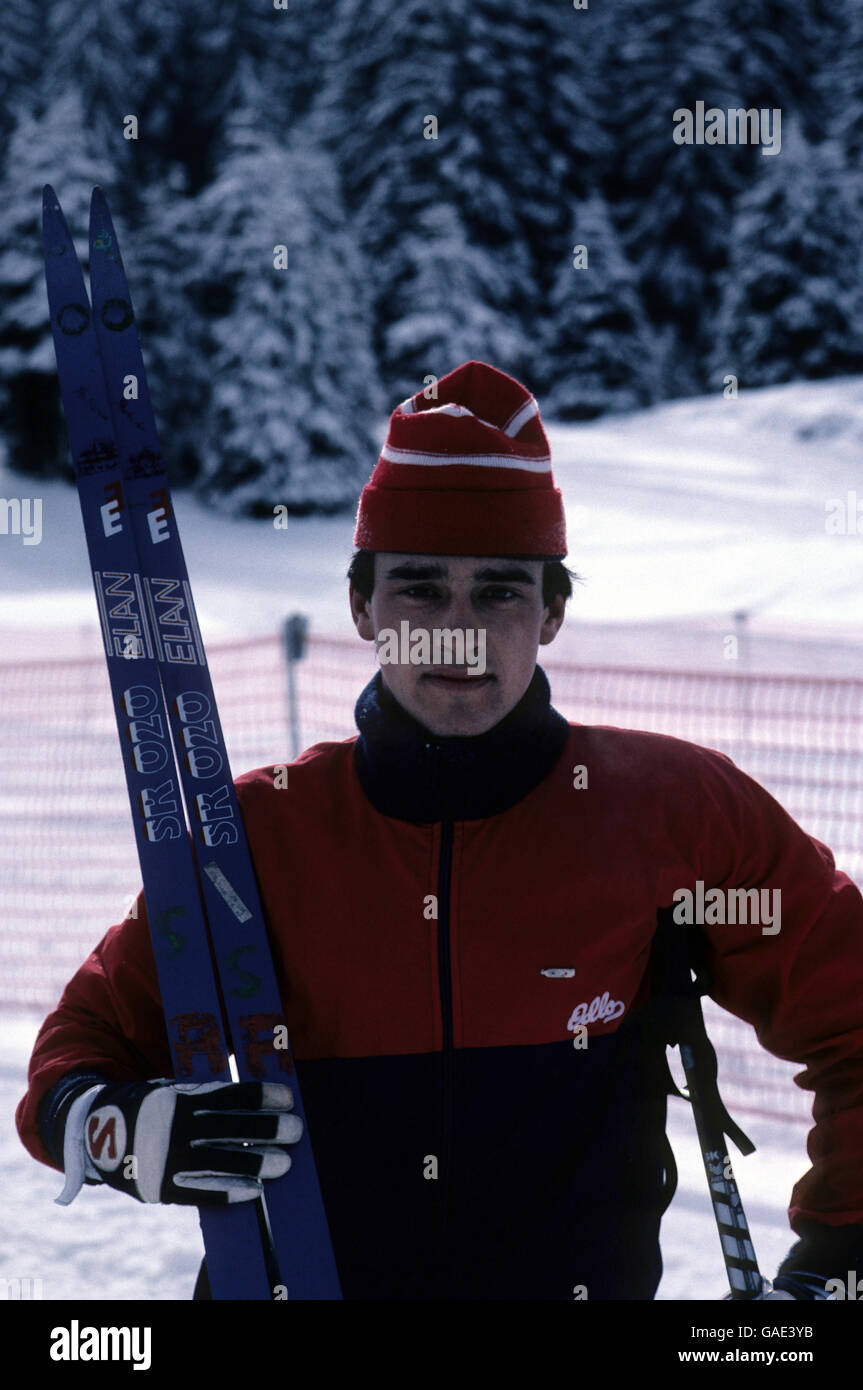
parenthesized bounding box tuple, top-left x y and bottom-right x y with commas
(42, 185, 341, 1300)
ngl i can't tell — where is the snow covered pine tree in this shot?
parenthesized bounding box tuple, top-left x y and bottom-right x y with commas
(17, 362, 863, 1300)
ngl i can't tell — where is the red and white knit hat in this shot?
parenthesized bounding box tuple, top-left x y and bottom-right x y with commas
(353, 360, 567, 556)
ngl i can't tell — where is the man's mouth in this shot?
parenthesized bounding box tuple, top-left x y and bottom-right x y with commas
(423, 671, 494, 687)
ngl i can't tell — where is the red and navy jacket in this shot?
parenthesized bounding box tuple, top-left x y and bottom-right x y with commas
(17, 666, 863, 1299)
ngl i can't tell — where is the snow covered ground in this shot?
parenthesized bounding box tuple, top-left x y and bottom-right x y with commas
(0, 376, 860, 1300)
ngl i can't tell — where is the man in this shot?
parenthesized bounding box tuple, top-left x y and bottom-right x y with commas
(16, 361, 863, 1300)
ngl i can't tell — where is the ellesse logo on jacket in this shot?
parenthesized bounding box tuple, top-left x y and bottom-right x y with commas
(566, 993, 626, 1031)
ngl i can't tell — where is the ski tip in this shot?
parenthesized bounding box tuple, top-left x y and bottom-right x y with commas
(90, 186, 111, 223)
(89, 186, 117, 251)
(41, 186, 69, 255)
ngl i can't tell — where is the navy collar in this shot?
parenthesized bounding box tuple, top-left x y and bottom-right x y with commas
(353, 665, 570, 822)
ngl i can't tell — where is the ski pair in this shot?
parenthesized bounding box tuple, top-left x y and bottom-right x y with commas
(41, 185, 341, 1300)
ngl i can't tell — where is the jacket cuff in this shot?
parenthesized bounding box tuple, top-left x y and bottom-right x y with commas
(37, 1069, 112, 1167)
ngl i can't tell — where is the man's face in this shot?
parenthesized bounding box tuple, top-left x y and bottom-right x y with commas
(350, 553, 566, 736)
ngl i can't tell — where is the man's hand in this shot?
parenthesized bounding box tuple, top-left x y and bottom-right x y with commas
(59, 1078, 302, 1206)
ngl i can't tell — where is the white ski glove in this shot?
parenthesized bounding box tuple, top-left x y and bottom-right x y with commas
(55, 1078, 302, 1206)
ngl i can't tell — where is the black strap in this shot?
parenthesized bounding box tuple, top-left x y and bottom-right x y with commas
(641, 907, 756, 1159)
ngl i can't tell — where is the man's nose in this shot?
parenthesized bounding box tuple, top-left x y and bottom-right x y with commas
(437, 591, 477, 629)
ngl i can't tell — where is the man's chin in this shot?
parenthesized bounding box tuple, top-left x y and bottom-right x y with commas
(411, 673, 504, 737)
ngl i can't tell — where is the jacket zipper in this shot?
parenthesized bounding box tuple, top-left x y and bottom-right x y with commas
(436, 817, 455, 1295)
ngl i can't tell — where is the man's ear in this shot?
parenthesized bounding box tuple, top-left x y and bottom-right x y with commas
(539, 593, 566, 646)
(350, 582, 376, 642)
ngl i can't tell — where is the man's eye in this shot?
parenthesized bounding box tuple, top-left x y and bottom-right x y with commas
(399, 585, 438, 598)
(481, 587, 517, 602)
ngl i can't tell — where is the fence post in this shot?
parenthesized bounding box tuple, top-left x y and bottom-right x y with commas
(282, 614, 309, 761)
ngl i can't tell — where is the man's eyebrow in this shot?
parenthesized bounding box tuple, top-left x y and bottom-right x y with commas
(384, 563, 447, 581)
(472, 566, 535, 585)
